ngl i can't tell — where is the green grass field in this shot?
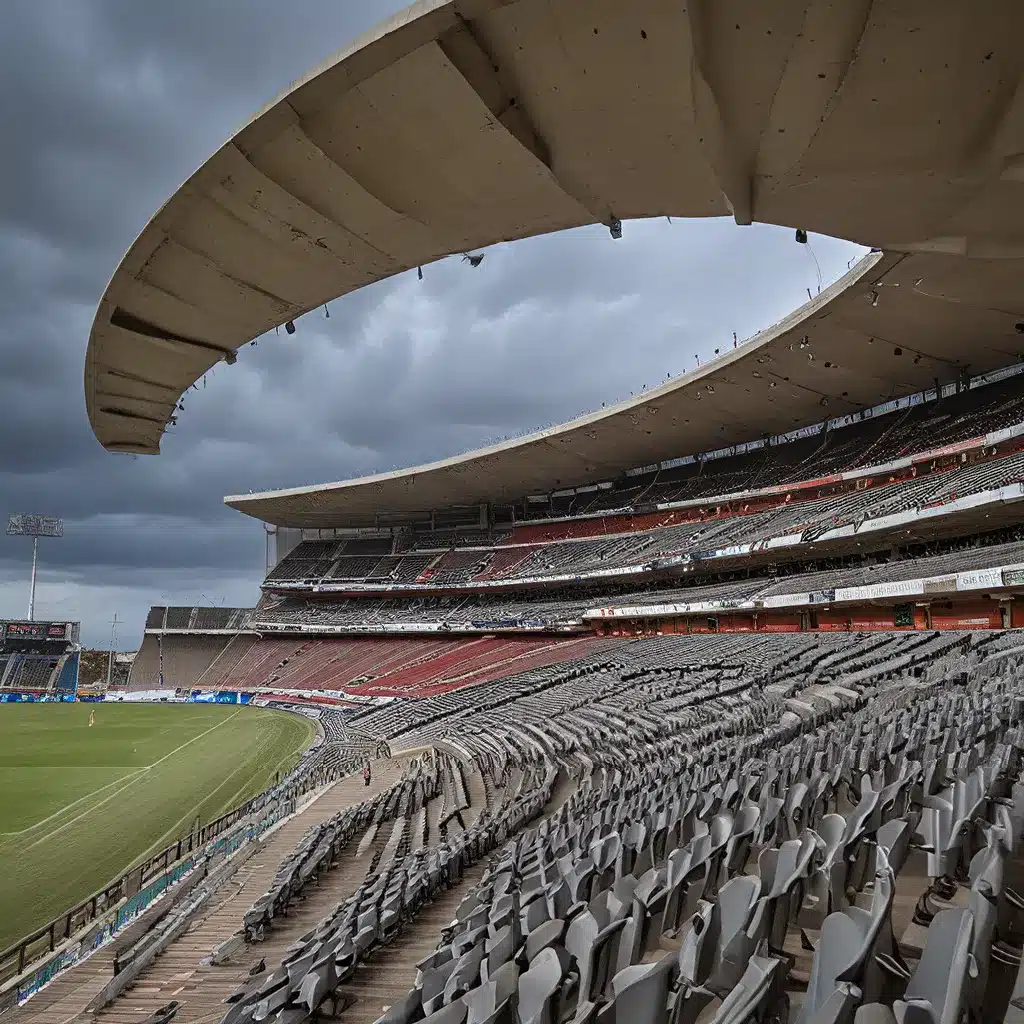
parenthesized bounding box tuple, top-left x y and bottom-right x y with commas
(0, 703, 315, 950)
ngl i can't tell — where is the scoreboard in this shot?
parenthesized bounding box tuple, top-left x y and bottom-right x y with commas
(0, 621, 79, 646)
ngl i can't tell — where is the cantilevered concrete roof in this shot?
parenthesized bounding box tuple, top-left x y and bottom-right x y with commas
(88, 0, 1024, 522)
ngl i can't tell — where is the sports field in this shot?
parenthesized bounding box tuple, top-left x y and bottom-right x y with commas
(0, 703, 315, 950)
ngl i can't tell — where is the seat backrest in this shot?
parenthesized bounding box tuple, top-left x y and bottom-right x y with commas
(714, 875, 761, 947)
(709, 953, 780, 1024)
(795, 912, 865, 1024)
(486, 926, 515, 978)
(517, 948, 567, 1024)
(874, 819, 912, 878)
(465, 962, 519, 1024)
(898, 907, 974, 1024)
(609, 950, 677, 1024)
(565, 910, 600, 975)
(420, 999, 468, 1024)
(815, 814, 848, 865)
(421, 960, 457, 1002)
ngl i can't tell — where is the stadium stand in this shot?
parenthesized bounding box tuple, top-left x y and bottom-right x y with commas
(129, 634, 244, 690)
(138, 451, 1024, 723)
(42, 599, 1024, 1022)
(0, 621, 80, 697)
(52, 0, 1024, 1018)
(240, 528, 1024, 630)
(130, 632, 1024, 1024)
(537, 372, 1024, 518)
(4, 656, 61, 691)
(35, 3, 1024, 1017)
(262, 375, 1024, 595)
(148, 634, 616, 699)
(47, 0, 1024, 1017)
(128, 609, 254, 690)
(142, 607, 251, 632)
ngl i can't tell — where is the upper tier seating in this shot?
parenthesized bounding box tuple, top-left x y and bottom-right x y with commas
(251, 531, 1024, 632)
(266, 443, 1024, 591)
(550, 373, 1024, 517)
(145, 606, 251, 631)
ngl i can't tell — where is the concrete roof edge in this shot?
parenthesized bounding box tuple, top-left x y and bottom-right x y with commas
(223, 249, 887, 516)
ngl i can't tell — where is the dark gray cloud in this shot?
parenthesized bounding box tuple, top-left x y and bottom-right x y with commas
(0, 1, 864, 648)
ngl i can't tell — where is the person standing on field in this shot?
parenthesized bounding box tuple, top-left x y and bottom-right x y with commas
(363, 763, 371, 787)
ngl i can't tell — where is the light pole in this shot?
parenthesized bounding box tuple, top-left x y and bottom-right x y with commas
(6, 515, 63, 620)
(106, 612, 119, 689)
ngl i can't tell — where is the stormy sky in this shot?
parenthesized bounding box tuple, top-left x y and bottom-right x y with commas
(0, 0, 864, 649)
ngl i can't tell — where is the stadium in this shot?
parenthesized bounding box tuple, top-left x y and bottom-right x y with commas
(7, 2, 1024, 1023)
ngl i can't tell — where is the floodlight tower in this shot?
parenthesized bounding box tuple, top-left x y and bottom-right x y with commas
(6, 514, 63, 620)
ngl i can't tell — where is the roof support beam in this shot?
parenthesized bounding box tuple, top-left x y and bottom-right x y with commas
(438, 17, 606, 222)
(439, 19, 550, 167)
(99, 366, 184, 395)
(109, 309, 236, 362)
(685, 2, 753, 226)
(96, 390, 172, 411)
(96, 407, 167, 427)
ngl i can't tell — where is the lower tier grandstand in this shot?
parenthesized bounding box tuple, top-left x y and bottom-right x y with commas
(15, 628, 1024, 1024)
(129, 633, 618, 697)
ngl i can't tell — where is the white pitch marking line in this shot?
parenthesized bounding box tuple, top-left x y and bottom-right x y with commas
(141, 707, 244, 773)
(0, 768, 148, 837)
(15, 710, 244, 853)
(134, 717, 300, 861)
(136, 757, 256, 860)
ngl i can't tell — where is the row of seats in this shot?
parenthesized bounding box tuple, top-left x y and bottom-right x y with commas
(262, 448, 1024, 591)
(379, 671, 1023, 1024)
(535, 373, 1024, 519)
(239, 761, 441, 942)
(250, 531, 1024, 634)
(0, 654, 62, 691)
(219, 760, 558, 1024)
(211, 627, 1024, 1024)
(199, 634, 617, 700)
(148, 606, 251, 631)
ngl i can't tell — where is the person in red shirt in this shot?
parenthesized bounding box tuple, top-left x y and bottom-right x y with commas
(363, 763, 372, 787)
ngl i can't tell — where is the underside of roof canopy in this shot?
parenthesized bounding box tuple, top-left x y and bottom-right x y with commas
(86, 0, 1024, 523)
